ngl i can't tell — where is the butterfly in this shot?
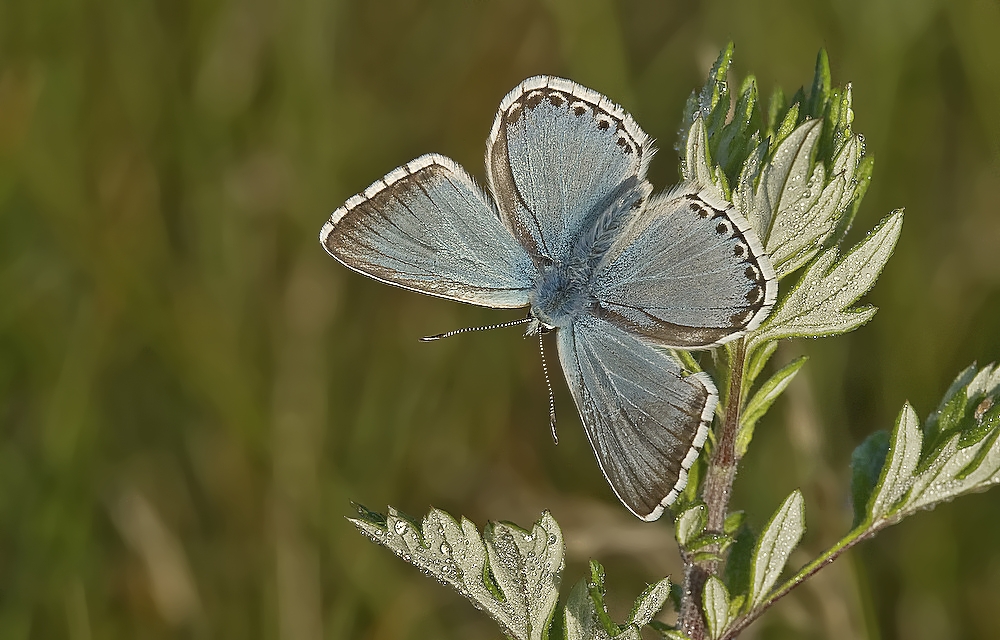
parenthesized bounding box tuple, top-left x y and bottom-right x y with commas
(320, 76, 777, 521)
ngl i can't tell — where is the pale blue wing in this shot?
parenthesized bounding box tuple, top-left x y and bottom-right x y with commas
(486, 76, 653, 263)
(320, 154, 536, 308)
(556, 315, 716, 521)
(591, 185, 778, 348)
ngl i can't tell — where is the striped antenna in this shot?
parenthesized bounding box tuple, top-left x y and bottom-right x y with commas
(420, 317, 531, 342)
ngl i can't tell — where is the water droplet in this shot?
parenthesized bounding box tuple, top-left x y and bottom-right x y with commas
(394, 520, 408, 535)
(548, 534, 557, 544)
(440, 542, 451, 555)
(524, 534, 534, 542)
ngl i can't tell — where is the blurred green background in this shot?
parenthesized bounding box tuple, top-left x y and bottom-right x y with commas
(2, 0, 1000, 638)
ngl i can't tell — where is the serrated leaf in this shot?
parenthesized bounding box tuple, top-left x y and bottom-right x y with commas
(753, 117, 865, 278)
(749, 490, 805, 609)
(772, 133, 865, 277)
(751, 210, 903, 347)
(748, 119, 820, 242)
(351, 506, 563, 640)
(864, 364, 1000, 525)
(675, 504, 707, 548)
(737, 356, 808, 457)
(703, 576, 734, 640)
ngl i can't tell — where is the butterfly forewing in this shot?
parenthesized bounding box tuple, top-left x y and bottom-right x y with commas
(592, 185, 778, 348)
(321, 154, 536, 308)
(557, 316, 716, 521)
(486, 76, 653, 264)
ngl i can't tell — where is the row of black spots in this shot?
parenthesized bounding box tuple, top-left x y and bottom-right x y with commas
(743, 260, 768, 306)
(513, 88, 638, 157)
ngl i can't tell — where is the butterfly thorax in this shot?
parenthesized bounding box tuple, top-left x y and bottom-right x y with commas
(529, 179, 651, 331)
(529, 258, 595, 331)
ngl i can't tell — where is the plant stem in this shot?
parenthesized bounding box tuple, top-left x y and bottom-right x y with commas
(678, 338, 748, 639)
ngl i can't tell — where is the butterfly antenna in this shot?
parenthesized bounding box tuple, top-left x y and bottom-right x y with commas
(538, 331, 558, 444)
(420, 317, 531, 342)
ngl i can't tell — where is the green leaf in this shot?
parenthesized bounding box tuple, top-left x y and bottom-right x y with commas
(723, 511, 746, 536)
(586, 561, 619, 637)
(564, 563, 670, 640)
(703, 576, 734, 640)
(722, 525, 756, 603)
(863, 363, 1000, 525)
(685, 533, 733, 554)
(748, 490, 806, 609)
(691, 551, 725, 563)
(627, 577, 673, 628)
(743, 340, 777, 393)
(925, 363, 978, 438)
(804, 49, 831, 119)
(351, 506, 563, 640)
(683, 117, 726, 194)
(850, 430, 890, 526)
(737, 356, 808, 457)
(751, 210, 903, 346)
(765, 85, 787, 141)
(678, 42, 735, 157)
(565, 578, 613, 640)
(773, 132, 866, 277)
(868, 405, 921, 520)
(832, 152, 873, 244)
(675, 503, 707, 548)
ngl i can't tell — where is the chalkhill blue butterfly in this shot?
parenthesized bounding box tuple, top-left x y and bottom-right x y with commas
(320, 76, 777, 520)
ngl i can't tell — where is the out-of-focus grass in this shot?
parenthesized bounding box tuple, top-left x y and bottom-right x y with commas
(1, 1, 999, 638)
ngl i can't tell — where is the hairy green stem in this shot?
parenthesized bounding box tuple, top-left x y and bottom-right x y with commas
(679, 338, 747, 639)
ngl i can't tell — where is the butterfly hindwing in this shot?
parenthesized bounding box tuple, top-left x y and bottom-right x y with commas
(592, 185, 778, 348)
(321, 153, 536, 308)
(486, 76, 653, 264)
(556, 315, 716, 521)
